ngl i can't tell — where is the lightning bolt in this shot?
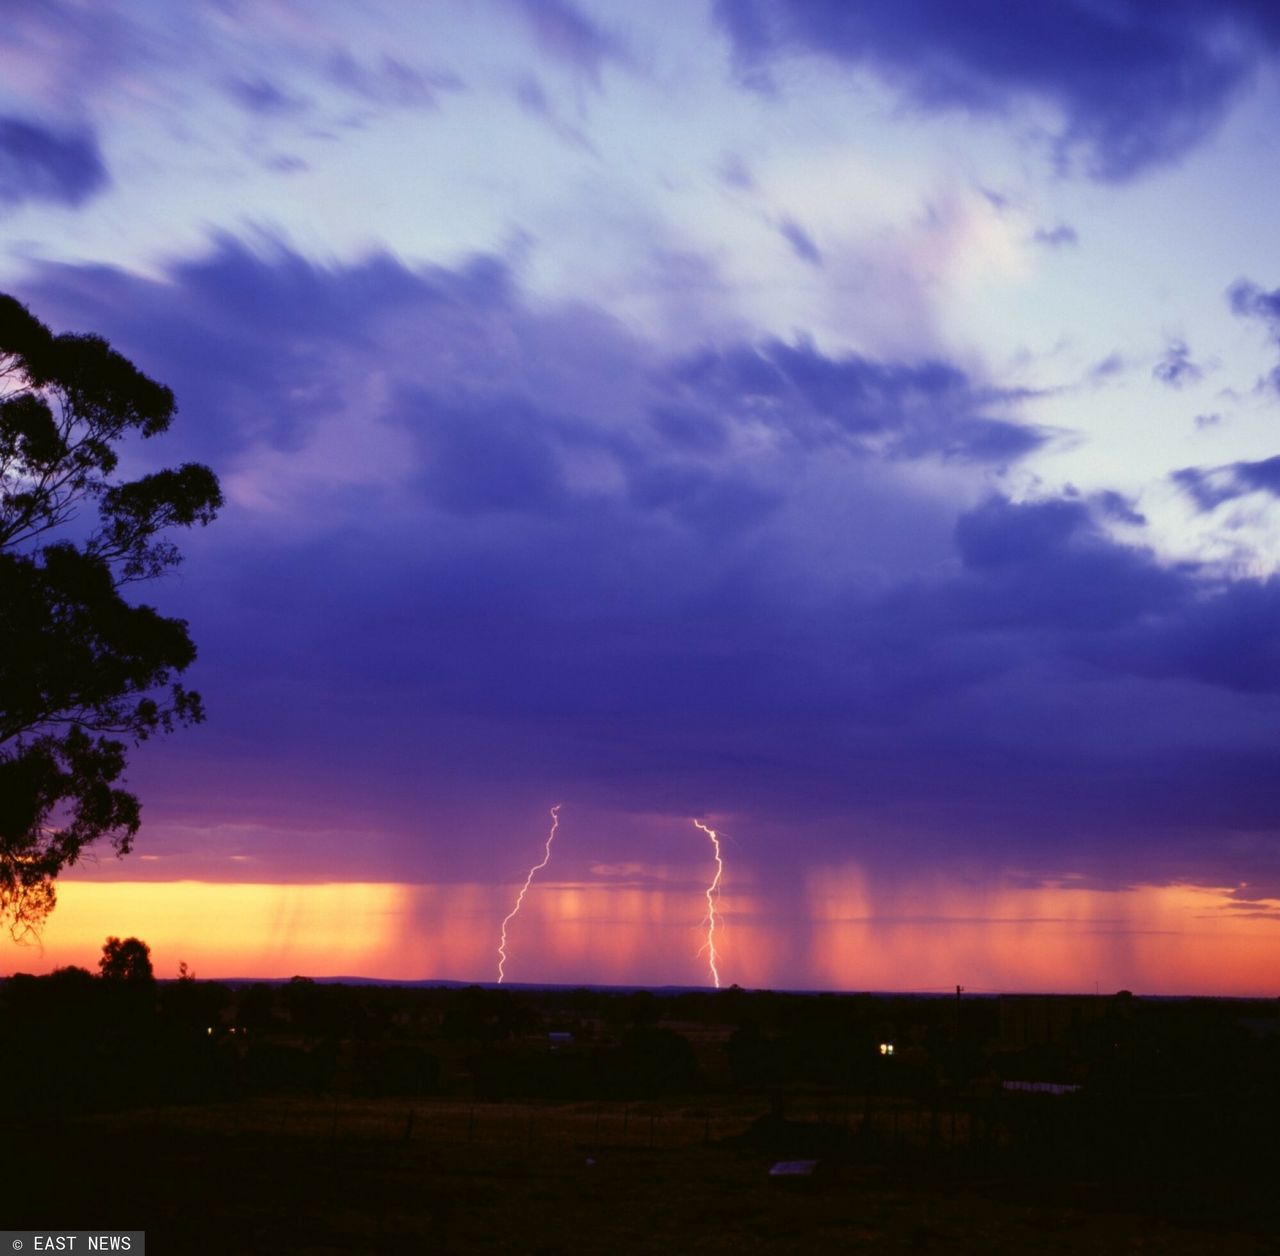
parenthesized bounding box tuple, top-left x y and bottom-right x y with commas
(497, 804, 561, 984)
(693, 819, 723, 989)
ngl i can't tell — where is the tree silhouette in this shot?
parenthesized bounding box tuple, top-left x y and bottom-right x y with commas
(0, 294, 221, 935)
(99, 935, 155, 984)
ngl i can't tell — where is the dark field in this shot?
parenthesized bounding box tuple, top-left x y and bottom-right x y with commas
(9, 1095, 1275, 1253)
(5, 978, 1278, 1252)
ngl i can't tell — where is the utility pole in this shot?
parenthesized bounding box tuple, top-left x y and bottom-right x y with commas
(955, 984, 964, 1041)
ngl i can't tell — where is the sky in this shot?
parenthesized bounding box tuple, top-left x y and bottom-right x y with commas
(3, 0, 1280, 993)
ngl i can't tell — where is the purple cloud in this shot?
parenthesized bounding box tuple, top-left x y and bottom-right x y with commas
(778, 218, 823, 266)
(1229, 278, 1280, 328)
(1152, 338, 1204, 389)
(1033, 223, 1079, 248)
(0, 116, 108, 209)
(513, 76, 594, 151)
(948, 496, 1187, 634)
(325, 51, 463, 110)
(1172, 455, 1280, 511)
(1229, 277, 1280, 391)
(12, 236, 1280, 893)
(1087, 352, 1127, 383)
(224, 76, 309, 117)
(665, 338, 1048, 462)
(506, 0, 630, 84)
(714, 0, 1280, 180)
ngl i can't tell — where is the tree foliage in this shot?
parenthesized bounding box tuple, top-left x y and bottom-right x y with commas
(0, 294, 221, 935)
(99, 934, 155, 984)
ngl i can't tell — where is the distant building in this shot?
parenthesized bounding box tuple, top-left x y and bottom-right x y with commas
(1002, 1080, 1081, 1096)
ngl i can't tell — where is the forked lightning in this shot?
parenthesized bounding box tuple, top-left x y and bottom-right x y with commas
(693, 819, 724, 989)
(497, 804, 561, 983)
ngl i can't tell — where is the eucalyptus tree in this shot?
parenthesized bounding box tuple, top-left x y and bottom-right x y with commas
(0, 294, 221, 935)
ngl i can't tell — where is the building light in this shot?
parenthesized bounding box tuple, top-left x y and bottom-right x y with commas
(879, 1042, 895, 1056)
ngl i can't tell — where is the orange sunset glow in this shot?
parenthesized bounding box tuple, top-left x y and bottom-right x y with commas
(9, 872, 1279, 995)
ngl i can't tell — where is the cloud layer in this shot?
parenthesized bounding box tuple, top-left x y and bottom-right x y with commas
(14, 236, 1280, 900)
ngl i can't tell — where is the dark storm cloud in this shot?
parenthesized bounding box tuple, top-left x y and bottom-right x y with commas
(714, 0, 1280, 179)
(0, 116, 109, 209)
(408, 393, 586, 518)
(1102, 575, 1280, 694)
(941, 494, 1279, 696)
(13, 236, 1280, 886)
(664, 338, 1048, 462)
(1172, 455, 1280, 511)
(23, 235, 517, 465)
(942, 496, 1187, 635)
(1152, 338, 1204, 389)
